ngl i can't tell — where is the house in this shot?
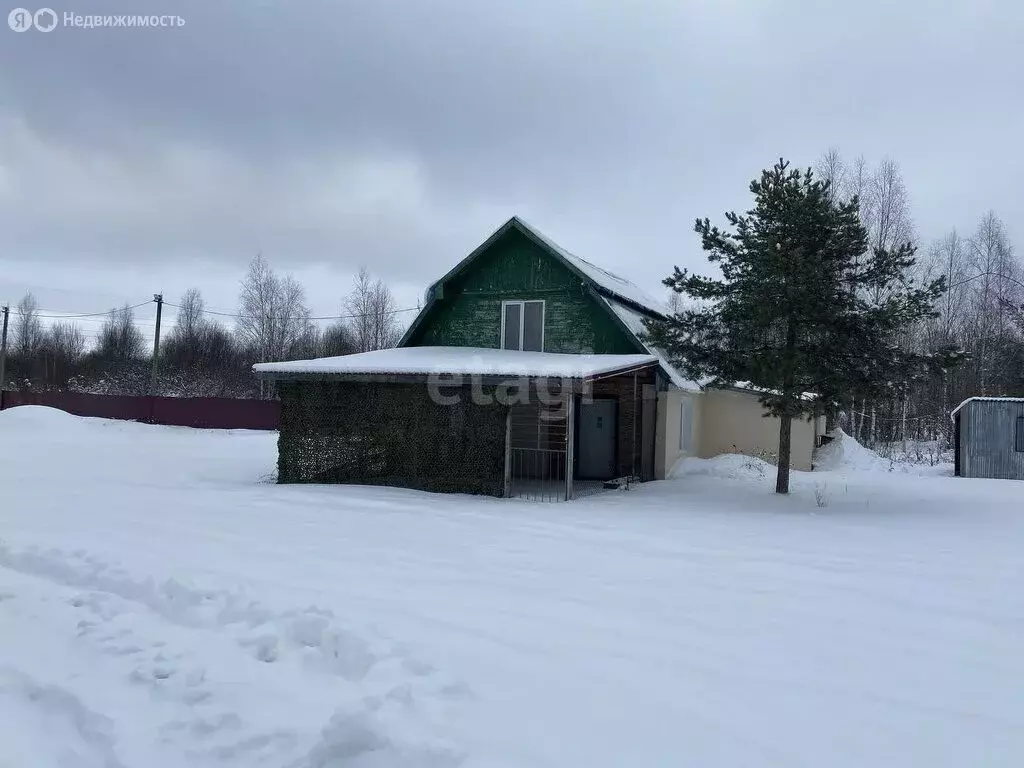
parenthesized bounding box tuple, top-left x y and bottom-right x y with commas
(254, 217, 823, 499)
(951, 397, 1024, 480)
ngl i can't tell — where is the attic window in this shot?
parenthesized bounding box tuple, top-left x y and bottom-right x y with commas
(501, 300, 545, 352)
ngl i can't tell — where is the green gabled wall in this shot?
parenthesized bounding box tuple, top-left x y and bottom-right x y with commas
(404, 227, 642, 355)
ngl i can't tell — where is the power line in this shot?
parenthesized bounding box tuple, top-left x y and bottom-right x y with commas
(948, 271, 1024, 292)
(163, 302, 420, 322)
(20, 298, 421, 324)
(9, 297, 421, 339)
(32, 300, 153, 319)
(39, 315, 133, 325)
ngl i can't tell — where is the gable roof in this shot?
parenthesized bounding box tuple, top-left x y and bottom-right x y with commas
(514, 218, 671, 316)
(399, 216, 698, 389)
(415, 216, 668, 317)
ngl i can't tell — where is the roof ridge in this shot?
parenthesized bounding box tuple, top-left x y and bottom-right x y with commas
(511, 217, 669, 317)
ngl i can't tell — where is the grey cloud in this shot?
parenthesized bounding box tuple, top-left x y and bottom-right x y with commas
(0, 0, 1022, 313)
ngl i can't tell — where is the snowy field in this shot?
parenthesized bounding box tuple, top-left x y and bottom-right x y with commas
(1, 406, 1022, 767)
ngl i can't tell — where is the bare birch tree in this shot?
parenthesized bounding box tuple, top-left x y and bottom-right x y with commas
(236, 253, 313, 363)
(46, 321, 86, 361)
(14, 292, 43, 357)
(866, 158, 915, 308)
(96, 304, 145, 361)
(933, 230, 970, 343)
(967, 212, 1019, 395)
(174, 288, 205, 344)
(818, 152, 916, 441)
(816, 147, 847, 201)
(344, 266, 402, 352)
(41, 321, 86, 385)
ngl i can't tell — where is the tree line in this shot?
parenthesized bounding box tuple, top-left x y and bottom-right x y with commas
(648, 152, 1023, 493)
(814, 150, 1023, 449)
(1, 255, 407, 398)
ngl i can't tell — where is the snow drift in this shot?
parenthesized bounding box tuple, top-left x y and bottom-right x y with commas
(1, 406, 1022, 766)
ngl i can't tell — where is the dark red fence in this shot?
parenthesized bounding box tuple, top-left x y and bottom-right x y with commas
(0, 390, 279, 430)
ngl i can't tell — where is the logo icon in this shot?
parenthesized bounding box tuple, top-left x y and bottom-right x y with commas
(8, 7, 33, 31)
(33, 7, 56, 31)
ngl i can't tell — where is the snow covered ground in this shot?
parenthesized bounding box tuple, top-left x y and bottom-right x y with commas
(1, 406, 1022, 767)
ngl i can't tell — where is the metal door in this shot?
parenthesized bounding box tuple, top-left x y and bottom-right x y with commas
(577, 399, 617, 479)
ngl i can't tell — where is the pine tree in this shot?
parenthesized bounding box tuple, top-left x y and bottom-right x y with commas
(646, 159, 952, 494)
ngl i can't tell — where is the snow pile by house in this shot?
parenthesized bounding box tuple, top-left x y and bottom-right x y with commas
(813, 428, 893, 472)
(670, 452, 776, 482)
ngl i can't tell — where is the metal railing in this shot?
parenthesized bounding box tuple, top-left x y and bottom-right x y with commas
(509, 447, 568, 502)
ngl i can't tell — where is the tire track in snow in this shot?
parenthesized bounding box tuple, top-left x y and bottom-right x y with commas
(0, 541, 434, 681)
(0, 541, 468, 767)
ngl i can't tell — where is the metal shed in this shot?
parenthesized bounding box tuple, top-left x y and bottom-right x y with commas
(951, 397, 1024, 480)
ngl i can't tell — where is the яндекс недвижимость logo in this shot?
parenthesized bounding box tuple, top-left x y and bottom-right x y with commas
(8, 7, 57, 32)
(8, 8, 183, 31)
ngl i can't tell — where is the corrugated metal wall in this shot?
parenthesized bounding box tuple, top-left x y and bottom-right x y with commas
(960, 400, 1024, 480)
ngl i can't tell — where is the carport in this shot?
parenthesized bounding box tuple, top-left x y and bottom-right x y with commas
(254, 346, 660, 500)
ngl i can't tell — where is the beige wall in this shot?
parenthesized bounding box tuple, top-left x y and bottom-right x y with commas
(655, 387, 820, 477)
(655, 389, 702, 479)
(696, 388, 816, 471)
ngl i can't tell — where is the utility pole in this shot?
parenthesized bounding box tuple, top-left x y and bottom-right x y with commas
(0, 305, 9, 405)
(149, 294, 163, 396)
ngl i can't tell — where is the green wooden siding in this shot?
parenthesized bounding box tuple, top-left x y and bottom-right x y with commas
(405, 228, 642, 354)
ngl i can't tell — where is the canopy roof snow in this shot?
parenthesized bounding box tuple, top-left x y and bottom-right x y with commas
(254, 346, 658, 382)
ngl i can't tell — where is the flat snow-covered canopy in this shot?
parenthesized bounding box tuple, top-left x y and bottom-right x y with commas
(951, 396, 1024, 419)
(253, 346, 658, 381)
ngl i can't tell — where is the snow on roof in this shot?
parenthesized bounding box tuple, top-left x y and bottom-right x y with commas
(254, 346, 658, 380)
(516, 218, 672, 317)
(601, 297, 703, 391)
(950, 396, 1024, 419)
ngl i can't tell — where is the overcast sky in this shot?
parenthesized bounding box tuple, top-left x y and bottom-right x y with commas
(1, 0, 1022, 337)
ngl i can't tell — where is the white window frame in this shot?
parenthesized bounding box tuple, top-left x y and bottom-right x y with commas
(679, 396, 693, 452)
(500, 299, 545, 352)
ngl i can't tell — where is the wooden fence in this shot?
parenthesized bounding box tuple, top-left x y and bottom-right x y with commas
(0, 390, 280, 430)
